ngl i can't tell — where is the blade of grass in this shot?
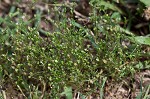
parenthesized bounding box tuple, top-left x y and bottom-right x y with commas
(100, 77, 107, 99)
(129, 36, 150, 45)
(116, 25, 135, 36)
(34, 9, 42, 29)
(9, 6, 16, 14)
(90, 0, 125, 15)
(143, 85, 150, 99)
(136, 77, 143, 99)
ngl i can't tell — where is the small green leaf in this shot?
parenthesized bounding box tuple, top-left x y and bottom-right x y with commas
(111, 12, 121, 22)
(79, 93, 86, 99)
(140, 0, 150, 7)
(61, 86, 72, 99)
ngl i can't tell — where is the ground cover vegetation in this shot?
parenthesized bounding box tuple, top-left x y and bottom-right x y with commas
(0, 0, 149, 98)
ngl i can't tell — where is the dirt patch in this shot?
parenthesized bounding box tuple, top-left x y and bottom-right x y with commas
(105, 70, 150, 99)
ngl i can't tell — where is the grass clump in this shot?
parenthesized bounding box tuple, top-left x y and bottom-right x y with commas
(0, 0, 149, 98)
